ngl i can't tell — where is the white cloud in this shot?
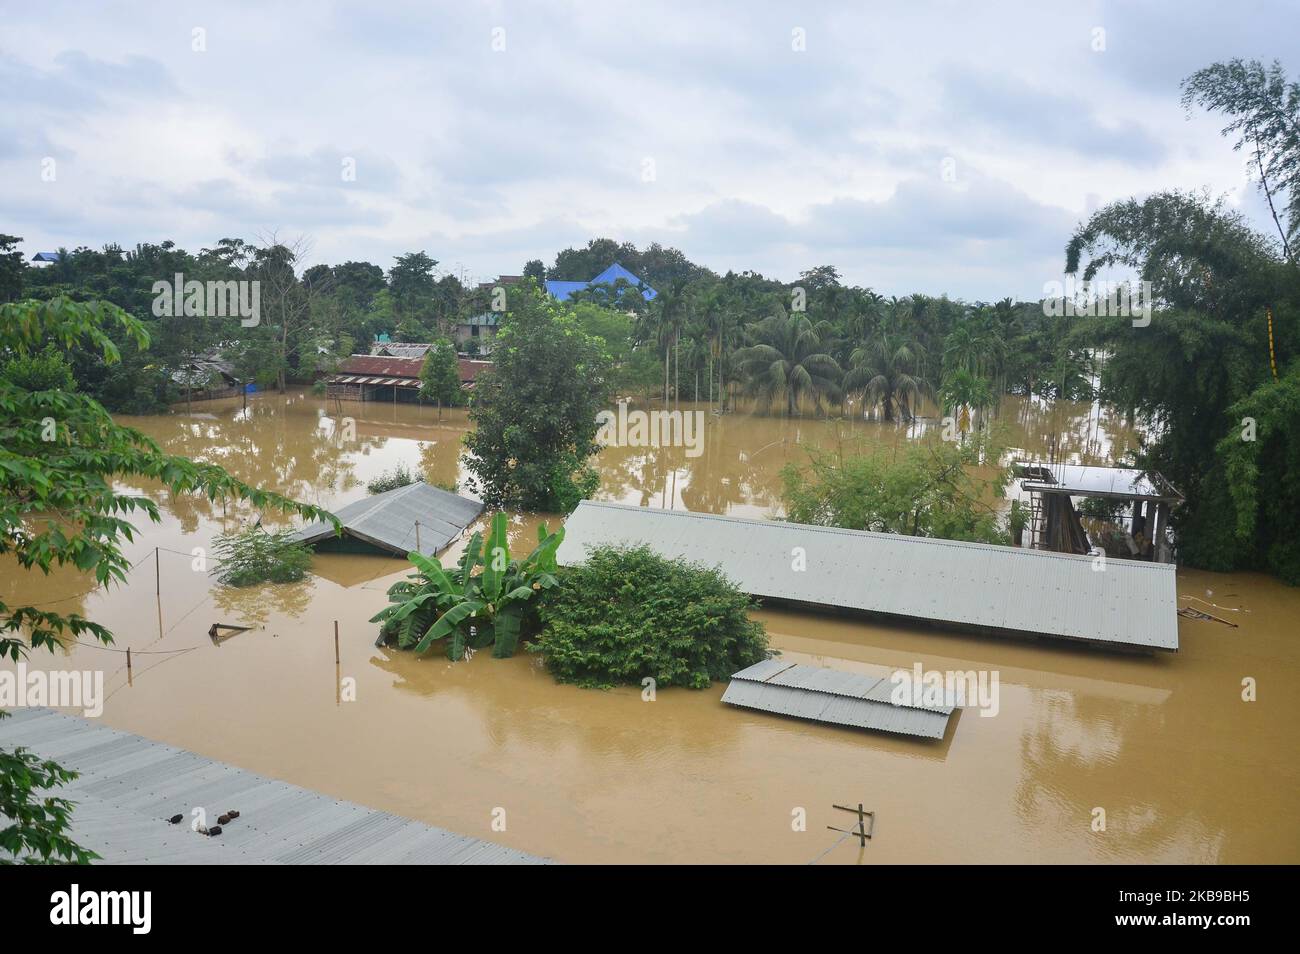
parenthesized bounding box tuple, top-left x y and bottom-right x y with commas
(1, 0, 1290, 295)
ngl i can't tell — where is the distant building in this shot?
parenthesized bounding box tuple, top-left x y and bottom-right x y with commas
(453, 312, 498, 353)
(31, 252, 61, 265)
(476, 275, 523, 290)
(325, 353, 492, 402)
(544, 262, 657, 304)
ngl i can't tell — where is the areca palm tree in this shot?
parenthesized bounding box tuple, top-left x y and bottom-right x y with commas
(843, 326, 932, 421)
(733, 312, 842, 416)
(939, 367, 997, 437)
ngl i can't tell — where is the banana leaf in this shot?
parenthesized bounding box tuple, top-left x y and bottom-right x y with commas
(481, 512, 509, 603)
(414, 600, 485, 653)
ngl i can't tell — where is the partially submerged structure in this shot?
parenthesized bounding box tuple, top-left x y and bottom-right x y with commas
(557, 501, 1179, 652)
(722, 659, 955, 740)
(291, 482, 483, 557)
(1016, 462, 1182, 562)
(324, 354, 492, 402)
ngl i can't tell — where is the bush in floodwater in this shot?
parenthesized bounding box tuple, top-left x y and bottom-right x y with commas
(531, 545, 769, 689)
(366, 462, 423, 495)
(211, 529, 313, 586)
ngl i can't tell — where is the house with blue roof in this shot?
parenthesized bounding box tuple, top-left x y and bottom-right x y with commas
(544, 263, 657, 304)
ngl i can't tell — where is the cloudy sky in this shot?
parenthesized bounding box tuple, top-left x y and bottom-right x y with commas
(2, 1, 1294, 299)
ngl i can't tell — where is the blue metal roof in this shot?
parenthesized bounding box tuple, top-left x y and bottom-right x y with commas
(544, 280, 590, 300)
(32, 251, 60, 262)
(544, 262, 657, 302)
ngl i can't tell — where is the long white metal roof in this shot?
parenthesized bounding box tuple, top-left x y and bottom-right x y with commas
(557, 502, 1179, 651)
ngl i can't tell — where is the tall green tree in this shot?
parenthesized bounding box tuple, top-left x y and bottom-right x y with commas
(733, 311, 842, 416)
(0, 234, 25, 303)
(419, 338, 462, 419)
(843, 324, 931, 421)
(464, 288, 612, 511)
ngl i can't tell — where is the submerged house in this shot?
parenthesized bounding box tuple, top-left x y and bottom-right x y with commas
(324, 354, 492, 402)
(290, 482, 483, 557)
(170, 349, 241, 397)
(544, 263, 657, 305)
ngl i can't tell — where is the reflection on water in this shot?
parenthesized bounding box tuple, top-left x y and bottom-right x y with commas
(1, 392, 1296, 864)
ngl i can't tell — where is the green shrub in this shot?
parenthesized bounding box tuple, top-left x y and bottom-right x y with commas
(366, 462, 422, 495)
(532, 545, 769, 689)
(211, 529, 313, 586)
(371, 513, 562, 659)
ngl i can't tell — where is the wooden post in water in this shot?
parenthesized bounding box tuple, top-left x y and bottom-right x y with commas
(154, 547, 160, 595)
(334, 620, 340, 664)
(126, 647, 133, 687)
(828, 803, 875, 847)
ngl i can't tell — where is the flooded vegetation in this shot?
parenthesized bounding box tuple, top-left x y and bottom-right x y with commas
(4, 392, 1297, 863)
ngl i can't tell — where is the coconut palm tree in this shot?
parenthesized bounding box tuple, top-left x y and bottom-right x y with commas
(843, 326, 932, 421)
(733, 311, 843, 416)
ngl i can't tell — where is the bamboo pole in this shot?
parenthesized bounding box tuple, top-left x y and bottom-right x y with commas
(334, 620, 340, 664)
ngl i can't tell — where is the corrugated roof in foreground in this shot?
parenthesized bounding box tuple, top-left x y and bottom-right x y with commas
(0, 708, 548, 864)
(557, 502, 1178, 651)
(722, 660, 953, 739)
(291, 482, 483, 557)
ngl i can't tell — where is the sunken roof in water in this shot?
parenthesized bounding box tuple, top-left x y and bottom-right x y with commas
(557, 501, 1179, 652)
(291, 482, 483, 557)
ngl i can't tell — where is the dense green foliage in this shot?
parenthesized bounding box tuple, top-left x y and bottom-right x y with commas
(782, 433, 1011, 544)
(0, 296, 336, 863)
(372, 513, 562, 659)
(464, 287, 612, 511)
(366, 462, 422, 495)
(1063, 59, 1300, 580)
(210, 529, 314, 586)
(532, 545, 769, 689)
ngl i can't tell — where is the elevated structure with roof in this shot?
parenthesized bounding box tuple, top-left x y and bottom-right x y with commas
(1015, 462, 1183, 563)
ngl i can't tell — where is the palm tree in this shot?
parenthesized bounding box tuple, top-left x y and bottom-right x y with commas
(939, 367, 996, 437)
(843, 326, 932, 421)
(733, 311, 842, 416)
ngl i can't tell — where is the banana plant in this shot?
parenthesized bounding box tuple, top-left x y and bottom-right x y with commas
(370, 513, 563, 659)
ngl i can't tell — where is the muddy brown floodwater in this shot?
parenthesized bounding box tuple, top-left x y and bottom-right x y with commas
(3, 392, 1297, 863)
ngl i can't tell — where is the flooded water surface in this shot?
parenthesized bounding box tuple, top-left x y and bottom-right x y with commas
(3, 393, 1297, 863)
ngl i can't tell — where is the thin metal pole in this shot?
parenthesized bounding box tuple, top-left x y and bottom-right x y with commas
(334, 620, 340, 664)
(154, 547, 160, 595)
(415, 521, 421, 552)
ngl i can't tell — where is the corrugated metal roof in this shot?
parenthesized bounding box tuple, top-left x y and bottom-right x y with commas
(291, 482, 483, 557)
(0, 708, 548, 864)
(557, 502, 1179, 651)
(722, 661, 952, 739)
